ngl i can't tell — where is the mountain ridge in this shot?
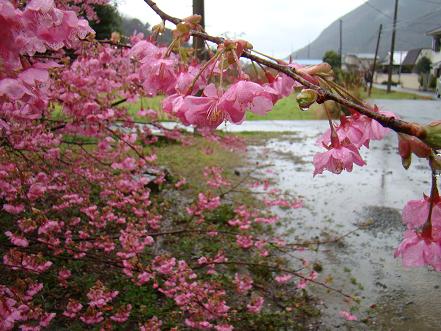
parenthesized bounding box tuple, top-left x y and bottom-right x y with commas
(291, 0, 441, 60)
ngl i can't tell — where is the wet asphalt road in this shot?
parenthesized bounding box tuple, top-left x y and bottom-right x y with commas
(372, 99, 441, 124)
(242, 100, 441, 330)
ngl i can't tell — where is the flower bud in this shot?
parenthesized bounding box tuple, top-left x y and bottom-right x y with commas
(296, 89, 318, 110)
(423, 121, 441, 149)
(152, 22, 165, 35)
(110, 32, 121, 43)
(184, 14, 202, 25)
(173, 22, 192, 41)
(176, 22, 191, 35)
(398, 133, 432, 169)
(221, 40, 253, 65)
(302, 63, 333, 76)
(400, 133, 431, 157)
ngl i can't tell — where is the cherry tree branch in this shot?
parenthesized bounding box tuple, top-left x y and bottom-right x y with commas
(143, 0, 426, 140)
(195, 260, 354, 299)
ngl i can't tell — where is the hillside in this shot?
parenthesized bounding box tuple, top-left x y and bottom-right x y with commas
(291, 0, 441, 59)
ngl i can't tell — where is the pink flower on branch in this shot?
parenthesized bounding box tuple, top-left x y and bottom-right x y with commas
(63, 300, 83, 318)
(234, 273, 253, 294)
(221, 80, 275, 121)
(86, 281, 118, 308)
(395, 230, 441, 271)
(318, 107, 398, 149)
(177, 80, 277, 129)
(275, 274, 293, 284)
(313, 138, 365, 176)
(5, 231, 29, 247)
(181, 84, 225, 129)
(110, 304, 132, 323)
(247, 296, 264, 314)
(402, 196, 441, 230)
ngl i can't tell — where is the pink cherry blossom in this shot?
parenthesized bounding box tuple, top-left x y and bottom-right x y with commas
(313, 138, 365, 176)
(402, 196, 441, 229)
(236, 235, 254, 249)
(3, 204, 25, 214)
(5, 231, 29, 247)
(234, 273, 253, 294)
(58, 268, 72, 287)
(80, 309, 104, 325)
(360, 107, 398, 142)
(215, 324, 234, 331)
(140, 316, 162, 331)
(63, 300, 83, 318)
(265, 73, 296, 101)
(181, 84, 225, 128)
(39, 312, 56, 327)
(275, 274, 293, 284)
(86, 281, 119, 308)
(394, 230, 441, 271)
(339, 310, 358, 321)
(318, 115, 367, 148)
(247, 296, 264, 314)
(220, 80, 275, 121)
(110, 304, 132, 323)
(137, 108, 158, 119)
(25, 283, 43, 300)
(203, 166, 230, 188)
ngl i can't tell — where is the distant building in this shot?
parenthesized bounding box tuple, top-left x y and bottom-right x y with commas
(401, 48, 433, 73)
(426, 26, 441, 77)
(380, 51, 408, 73)
(342, 53, 377, 72)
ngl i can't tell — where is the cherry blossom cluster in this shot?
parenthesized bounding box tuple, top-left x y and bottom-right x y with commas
(314, 107, 397, 176)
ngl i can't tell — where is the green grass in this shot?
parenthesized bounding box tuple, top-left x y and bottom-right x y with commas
(361, 87, 431, 100)
(58, 85, 428, 126)
(246, 94, 320, 121)
(124, 94, 321, 122)
(123, 96, 167, 121)
(153, 135, 246, 190)
(123, 87, 428, 124)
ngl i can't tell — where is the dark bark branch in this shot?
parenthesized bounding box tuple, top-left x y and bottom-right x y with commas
(143, 0, 427, 140)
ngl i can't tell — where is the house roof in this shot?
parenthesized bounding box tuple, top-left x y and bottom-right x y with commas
(402, 49, 422, 66)
(427, 25, 441, 36)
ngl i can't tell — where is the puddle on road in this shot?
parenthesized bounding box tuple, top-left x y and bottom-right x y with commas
(247, 129, 441, 330)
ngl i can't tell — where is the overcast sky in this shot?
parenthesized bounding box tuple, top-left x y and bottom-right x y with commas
(118, 0, 366, 59)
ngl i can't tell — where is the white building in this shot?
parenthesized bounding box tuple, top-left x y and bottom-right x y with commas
(426, 26, 441, 77)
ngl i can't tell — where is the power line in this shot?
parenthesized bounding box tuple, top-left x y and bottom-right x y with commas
(382, 7, 441, 31)
(365, 2, 393, 19)
(364, 4, 441, 32)
(413, 0, 441, 4)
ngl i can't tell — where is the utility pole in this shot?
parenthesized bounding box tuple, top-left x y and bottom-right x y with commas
(192, 0, 205, 59)
(387, 0, 399, 93)
(339, 19, 343, 68)
(369, 24, 383, 97)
